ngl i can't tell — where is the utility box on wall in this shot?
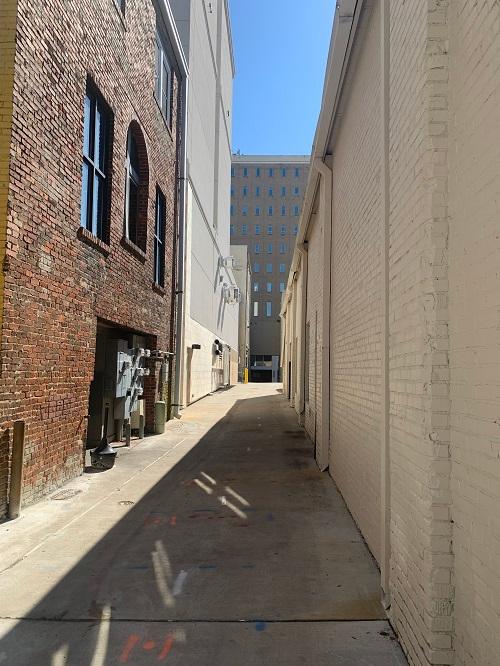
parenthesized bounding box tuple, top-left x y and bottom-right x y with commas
(87, 330, 151, 448)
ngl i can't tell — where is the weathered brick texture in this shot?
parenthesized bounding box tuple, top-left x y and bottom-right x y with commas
(0, 0, 18, 517)
(389, 1, 453, 663)
(448, 2, 500, 664)
(0, 0, 180, 515)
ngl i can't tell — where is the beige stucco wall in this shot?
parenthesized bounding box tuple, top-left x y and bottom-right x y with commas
(329, 0, 382, 565)
(448, 3, 500, 664)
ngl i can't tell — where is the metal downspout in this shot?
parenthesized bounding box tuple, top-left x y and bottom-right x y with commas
(313, 157, 332, 472)
(297, 244, 308, 421)
(172, 74, 189, 418)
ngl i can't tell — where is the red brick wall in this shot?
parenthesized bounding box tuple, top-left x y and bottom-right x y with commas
(0, 0, 181, 515)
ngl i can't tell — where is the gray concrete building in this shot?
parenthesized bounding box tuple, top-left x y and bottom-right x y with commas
(231, 156, 309, 381)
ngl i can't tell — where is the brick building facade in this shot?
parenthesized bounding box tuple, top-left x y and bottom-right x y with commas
(282, 1, 500, 664)
(0, 0, 186, 516)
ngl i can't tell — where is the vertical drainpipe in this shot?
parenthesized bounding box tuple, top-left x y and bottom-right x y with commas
(297, 243, 308, 422)
(313, 158, 333, 472)
(380, 0, 391, 606)
(172, 73, 189, 419)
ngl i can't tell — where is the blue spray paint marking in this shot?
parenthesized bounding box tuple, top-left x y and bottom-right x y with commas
(266, 513, 275, 522)
(198, 564, 217, 570)
(255, 622, 267, 632)
(193, 508, 216, 513)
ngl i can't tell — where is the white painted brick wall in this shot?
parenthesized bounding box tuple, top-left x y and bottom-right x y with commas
(389, 1, 453, 663)
(184, 316, 231, 405)
(283, 1, 500, 663)
(448, 2, 500, 664)
(304, 215, 323, 446)
(329, 0, 383, 565)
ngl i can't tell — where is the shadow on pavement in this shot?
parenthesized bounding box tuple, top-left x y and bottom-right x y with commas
(0, 391, 406, 665)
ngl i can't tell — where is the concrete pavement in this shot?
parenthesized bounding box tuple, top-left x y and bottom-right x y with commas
(0, 383, 406, 665)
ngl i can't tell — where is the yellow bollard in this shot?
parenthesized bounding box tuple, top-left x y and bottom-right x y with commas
(243, 368, 249, 384)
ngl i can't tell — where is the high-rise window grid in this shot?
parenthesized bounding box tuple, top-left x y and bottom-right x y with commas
(255, 224, 261, 234)
(267, 225, 273, 235)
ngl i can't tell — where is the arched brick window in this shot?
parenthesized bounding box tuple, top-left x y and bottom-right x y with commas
(124, 122, 148, 252)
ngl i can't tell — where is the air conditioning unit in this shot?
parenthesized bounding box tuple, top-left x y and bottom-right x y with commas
(231, 286, 241, 303)
(221, 256, 234, 269)
(223, 285, 241, 304)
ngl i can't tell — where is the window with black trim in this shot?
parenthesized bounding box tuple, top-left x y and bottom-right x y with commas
(124, 123, 149, 251)
(155, 29, 172, 126)
(154, 187, 166, 287)
(80, 81, 112, 241)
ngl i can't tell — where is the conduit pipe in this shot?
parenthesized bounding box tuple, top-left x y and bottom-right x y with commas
(157, 0, 189, 419)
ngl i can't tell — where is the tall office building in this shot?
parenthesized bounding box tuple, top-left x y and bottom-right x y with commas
(231, 156, 309, 381)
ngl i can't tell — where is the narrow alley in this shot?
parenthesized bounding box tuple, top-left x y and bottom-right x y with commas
(0, 384, 405, 665)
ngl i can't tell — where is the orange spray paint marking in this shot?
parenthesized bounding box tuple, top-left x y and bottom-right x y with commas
(119, 634, 140, 663)
(143, 640, 156, 651)
(157, 634, 175, 661)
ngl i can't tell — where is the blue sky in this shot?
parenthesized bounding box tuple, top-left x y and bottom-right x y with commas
(228, 1, 335, 156)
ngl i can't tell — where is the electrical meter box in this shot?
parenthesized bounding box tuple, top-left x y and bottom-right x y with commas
(106, 340, 150, 422)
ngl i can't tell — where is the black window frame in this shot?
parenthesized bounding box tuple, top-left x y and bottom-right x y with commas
(155, 28, 173, 127)
(80, 81, 112, 241)
(154, 187, 166, 287)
